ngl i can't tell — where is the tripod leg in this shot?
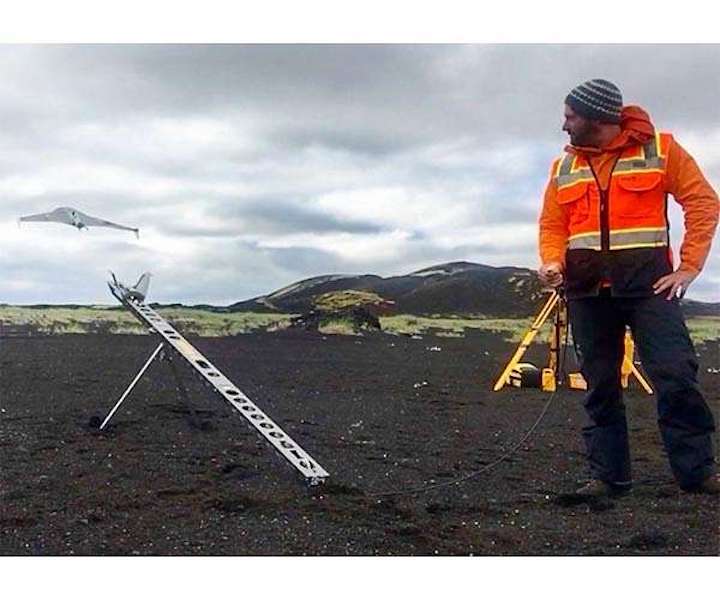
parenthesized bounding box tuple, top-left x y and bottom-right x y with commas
(493, 291, 559, 391)
(630, 364, 654, 394)
(542, 297, 566, 391)
(100, 343, 164, 430)
(621, 332, 654, 394)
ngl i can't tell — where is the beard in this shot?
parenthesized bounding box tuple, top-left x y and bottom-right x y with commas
(569, 120, 599, 146)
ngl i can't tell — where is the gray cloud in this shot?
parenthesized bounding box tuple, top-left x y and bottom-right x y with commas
(162, 197, 388, 238)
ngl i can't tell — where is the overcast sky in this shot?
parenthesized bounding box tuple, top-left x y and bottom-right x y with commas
(1, 44, 718, 305)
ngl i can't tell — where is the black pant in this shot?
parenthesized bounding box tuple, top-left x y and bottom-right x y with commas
(568, 293, 716, 489)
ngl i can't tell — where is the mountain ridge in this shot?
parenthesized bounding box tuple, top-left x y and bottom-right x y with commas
(3, 261, 717, 318)
(225, 261, 719, 318)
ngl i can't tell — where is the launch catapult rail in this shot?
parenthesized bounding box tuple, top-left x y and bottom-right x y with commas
(101, 274, 329, 485)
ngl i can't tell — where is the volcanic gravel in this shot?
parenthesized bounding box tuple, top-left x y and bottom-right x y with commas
(0, 330, 718, 555)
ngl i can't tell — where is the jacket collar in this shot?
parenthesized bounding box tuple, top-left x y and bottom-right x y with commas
(565, 105, 656, 156)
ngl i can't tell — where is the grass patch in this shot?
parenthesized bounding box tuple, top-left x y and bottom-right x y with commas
(152, 308, 291, 336)
(0, 306, 715, 345)
(0, 306, 291, 336)
(379, 314, 546, 341)
(317, 318, 362, 336)
(685, 316, 719, 344)
(314, 290, 388, 311)
(0, 306, 143, 335)
(380, 314, 718, 345)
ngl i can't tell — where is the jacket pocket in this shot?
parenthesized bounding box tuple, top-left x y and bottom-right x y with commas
(556, 182, 590, 227)
(613, 172, 664, 218)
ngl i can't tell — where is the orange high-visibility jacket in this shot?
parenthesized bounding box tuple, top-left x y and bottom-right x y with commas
(539, 106, 719, 297)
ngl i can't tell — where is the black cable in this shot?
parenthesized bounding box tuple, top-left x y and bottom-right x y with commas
(369, 391, 556, 498)
(368, 289, 571, 499)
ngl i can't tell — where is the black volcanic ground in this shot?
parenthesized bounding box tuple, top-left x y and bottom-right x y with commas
(1, 330, 717, 556)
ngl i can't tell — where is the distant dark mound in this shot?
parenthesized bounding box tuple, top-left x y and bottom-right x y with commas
(289, 307, 381, 333)
(228, 274, 384, 314)
(228, 261, 546, 318)
(375, 262, 544, 316)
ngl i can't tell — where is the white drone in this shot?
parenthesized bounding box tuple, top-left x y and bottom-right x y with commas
(19, 206, 139, 238)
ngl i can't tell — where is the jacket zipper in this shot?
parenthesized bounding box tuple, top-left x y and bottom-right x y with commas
(587, 154, 622, 252)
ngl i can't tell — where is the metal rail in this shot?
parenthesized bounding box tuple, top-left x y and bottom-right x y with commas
(103, 278, 329, 484)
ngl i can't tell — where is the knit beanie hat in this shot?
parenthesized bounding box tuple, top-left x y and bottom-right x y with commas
(565, 79, 623, 124)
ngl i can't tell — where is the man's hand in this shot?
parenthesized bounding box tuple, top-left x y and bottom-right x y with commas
(539, 262, 564, 288)
(653, 269, 697, 300)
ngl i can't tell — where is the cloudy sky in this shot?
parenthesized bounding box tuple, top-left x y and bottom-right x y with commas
(1, 44, 718, 305)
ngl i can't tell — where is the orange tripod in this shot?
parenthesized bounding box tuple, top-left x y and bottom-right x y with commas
(493, 290, 653, 394)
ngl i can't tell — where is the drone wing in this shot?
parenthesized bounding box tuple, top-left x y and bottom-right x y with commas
(18, 208, 74, 225)
(74, 210, 139, 237)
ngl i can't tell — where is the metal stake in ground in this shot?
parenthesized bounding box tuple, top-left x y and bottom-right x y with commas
(100, 272, 329, 485)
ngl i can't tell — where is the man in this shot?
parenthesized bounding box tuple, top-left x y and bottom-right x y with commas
(538, 79, 719, 497)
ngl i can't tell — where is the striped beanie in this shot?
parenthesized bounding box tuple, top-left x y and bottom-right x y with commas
(565, 79, 623, 124)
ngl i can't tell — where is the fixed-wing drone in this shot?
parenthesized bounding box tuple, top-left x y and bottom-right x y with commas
(19, 206, 139, 238)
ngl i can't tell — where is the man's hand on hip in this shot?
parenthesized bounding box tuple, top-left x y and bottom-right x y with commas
(539, 262, 564, 288)
(653, 269, 697, 300)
